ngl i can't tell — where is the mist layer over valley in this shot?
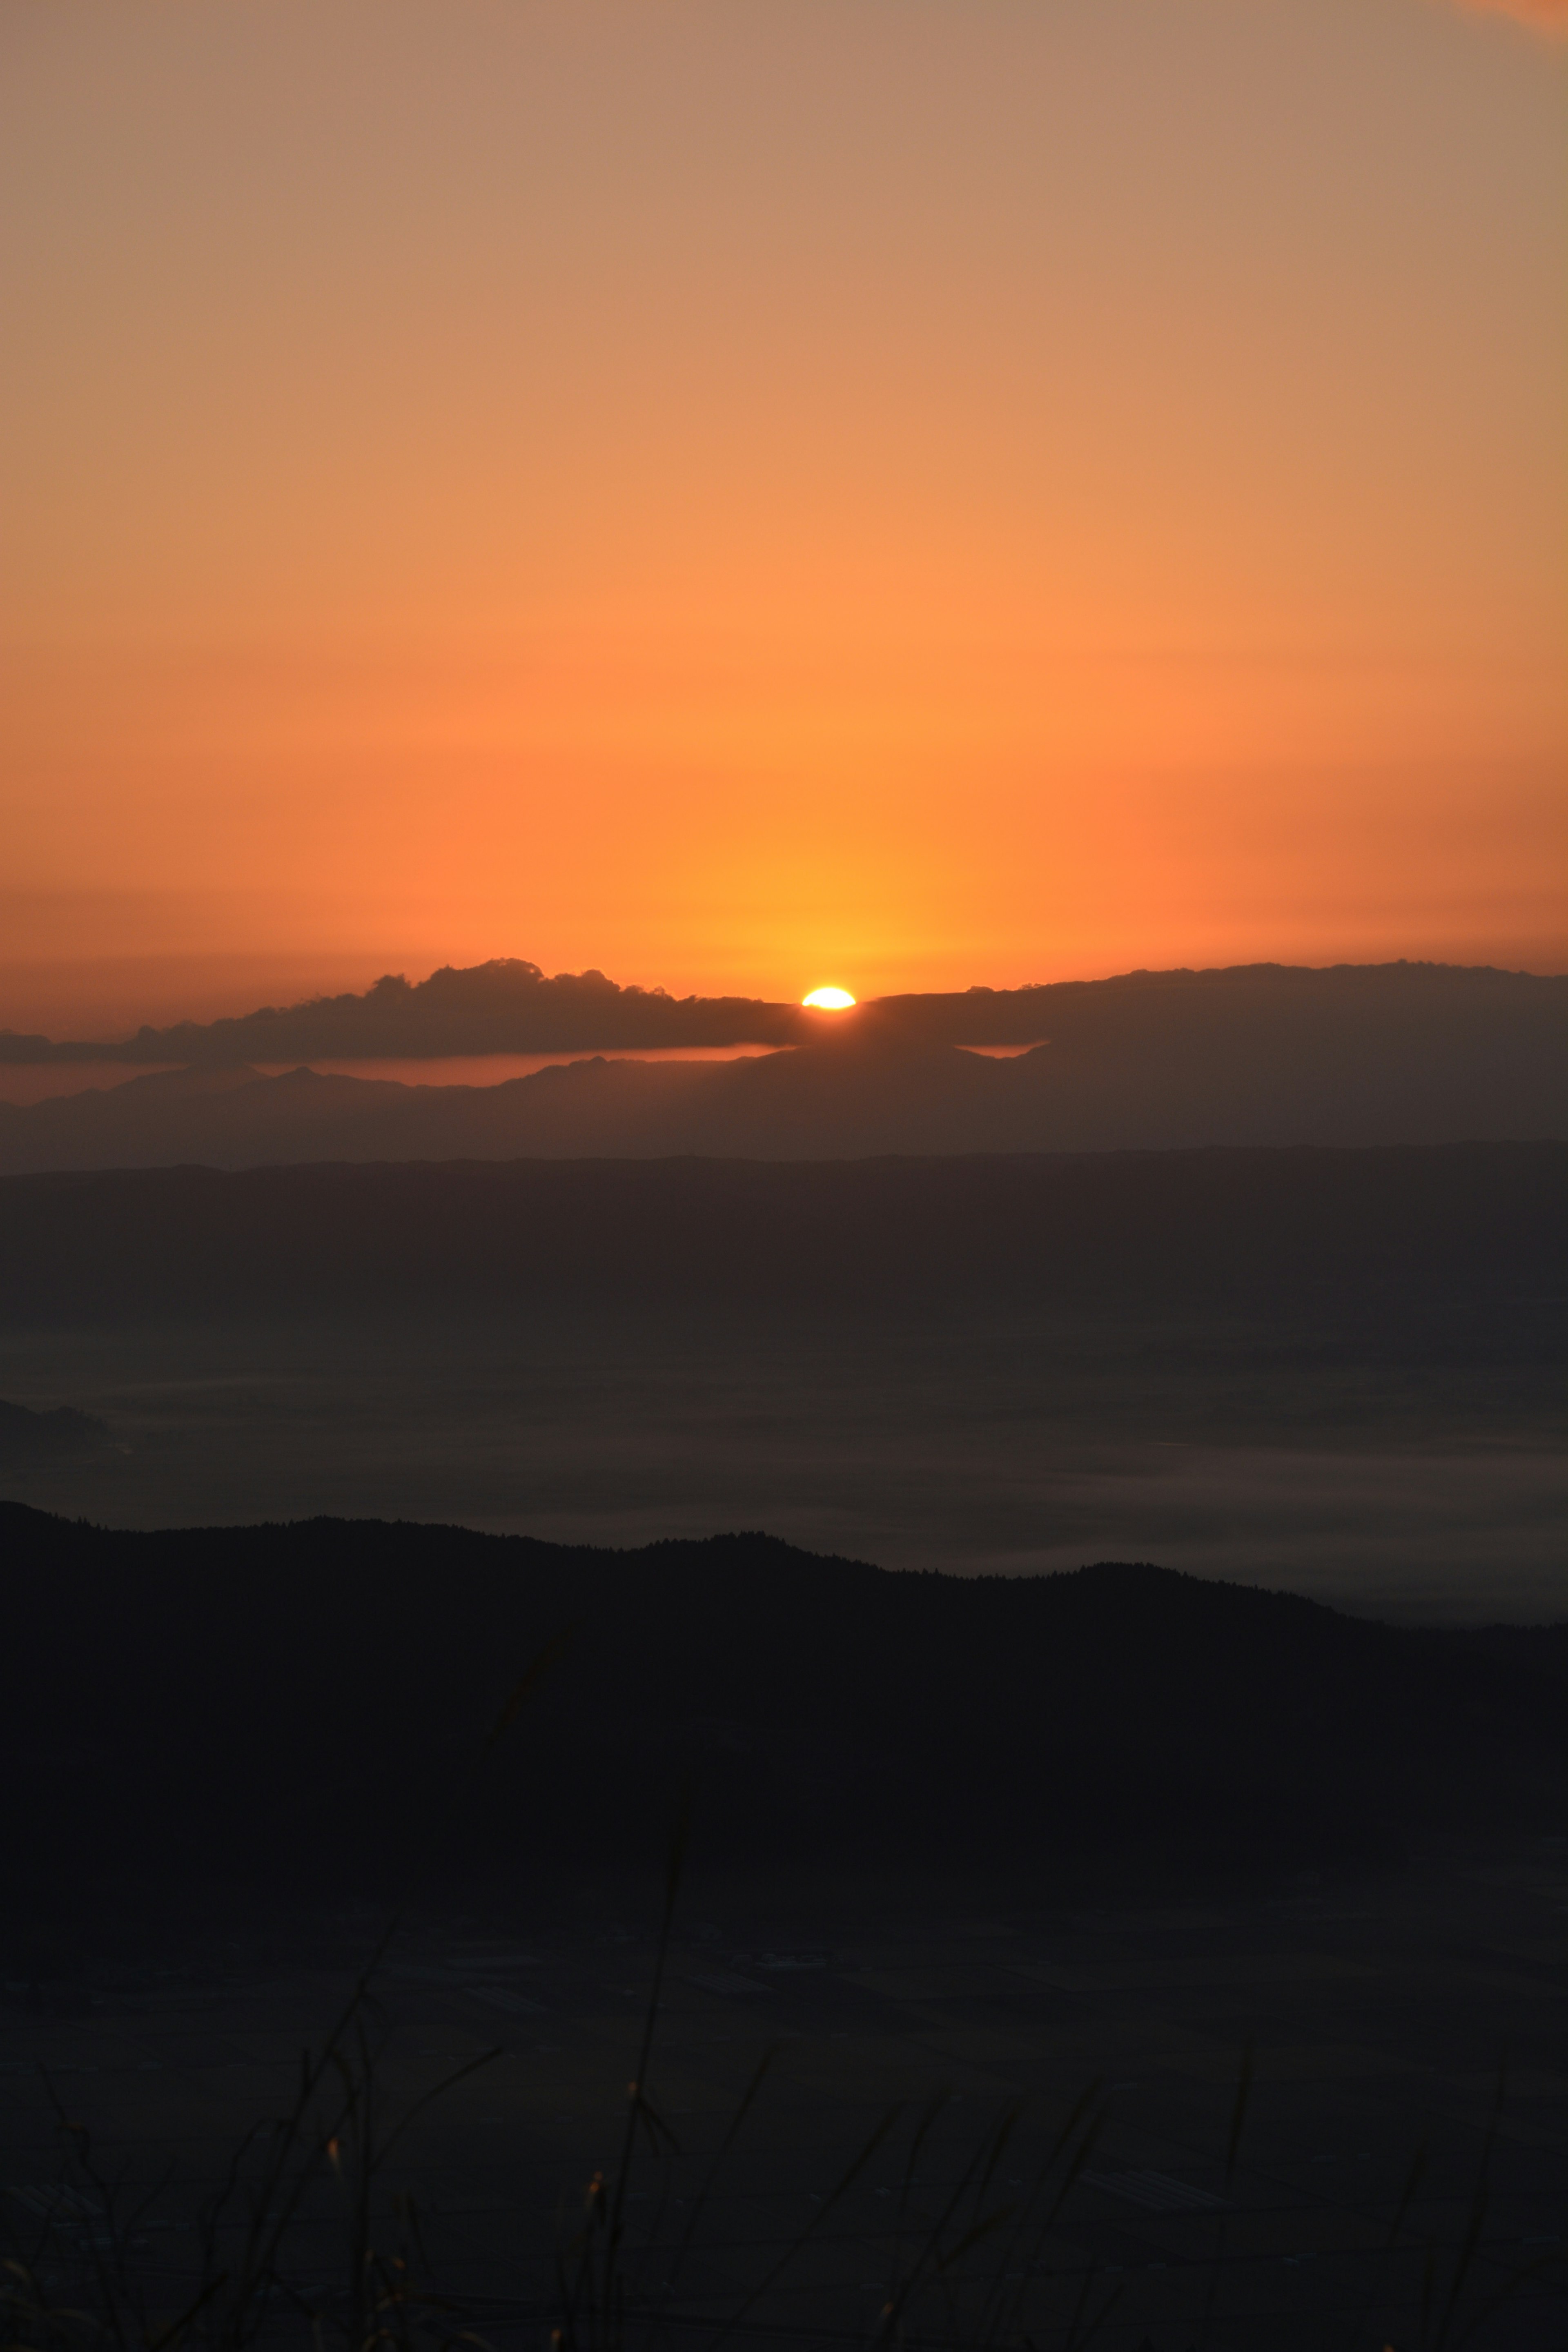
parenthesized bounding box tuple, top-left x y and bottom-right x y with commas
(3, 1144, 1561, 1622)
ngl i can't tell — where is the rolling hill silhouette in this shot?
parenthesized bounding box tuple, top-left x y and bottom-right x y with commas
(5, 1504, 1566, 1902)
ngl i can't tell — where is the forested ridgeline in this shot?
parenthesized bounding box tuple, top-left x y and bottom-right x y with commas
(5, 1505, 1565, 1900)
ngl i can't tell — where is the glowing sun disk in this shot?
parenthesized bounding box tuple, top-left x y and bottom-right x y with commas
(802, 986, 856, 1010)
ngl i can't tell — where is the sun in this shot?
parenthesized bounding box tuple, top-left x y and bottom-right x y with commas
(802, 986, 856, 1010)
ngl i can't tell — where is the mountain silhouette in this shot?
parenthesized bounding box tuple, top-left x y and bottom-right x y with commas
(2, 955, 1562, 1079)
(4, 1503, 1565, 1901)
(0, 962, 1562, 1172)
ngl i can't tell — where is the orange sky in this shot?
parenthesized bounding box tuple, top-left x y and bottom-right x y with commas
(2, 0, 1563, 1035)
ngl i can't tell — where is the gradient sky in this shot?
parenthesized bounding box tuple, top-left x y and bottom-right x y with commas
(2, 0, 1563, 1033)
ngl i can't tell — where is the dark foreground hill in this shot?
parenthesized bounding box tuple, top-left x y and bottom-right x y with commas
(5, 1504, 1565, 1904)
(1, 1142, 1562, 1323)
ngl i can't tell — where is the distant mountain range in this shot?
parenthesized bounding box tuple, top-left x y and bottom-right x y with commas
(6, 1503, 1566, 1899)
(2, 952, 1562, 1065)
(0, 963, 1562, 1170)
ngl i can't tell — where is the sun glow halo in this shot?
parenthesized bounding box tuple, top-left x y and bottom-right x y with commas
(802, 987, 856, 1011)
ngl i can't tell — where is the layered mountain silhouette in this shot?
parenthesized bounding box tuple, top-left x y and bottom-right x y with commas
(5, 1503, 1566, 1899)
(0, 962, 1563, 1171)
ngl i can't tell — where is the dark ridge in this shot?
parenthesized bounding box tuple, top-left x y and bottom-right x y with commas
(4, 1502, 1565, 1903)
(0, 1143, 1561, 1323)
(865, 956, 1568, 1050)
(1453, 1621, 1568, 1689)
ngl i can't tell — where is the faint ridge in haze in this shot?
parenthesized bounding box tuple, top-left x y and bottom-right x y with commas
(2, 1144, 1559, 1320)
(0, 1396, 112, 1463)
